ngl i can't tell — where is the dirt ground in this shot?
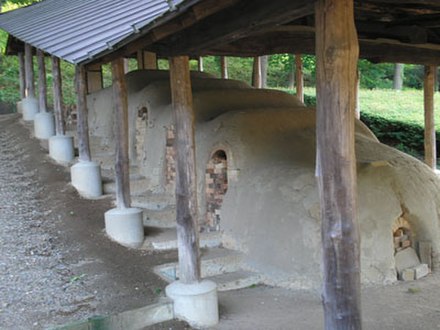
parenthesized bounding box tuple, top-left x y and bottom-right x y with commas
(2, 113, 440, 330)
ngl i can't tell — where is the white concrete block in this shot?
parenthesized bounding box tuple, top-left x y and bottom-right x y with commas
(34, 112, 55, 139)
(395, 247, 420, 273)
(71, 161, 103, 198)
(414, 263, 429, 280)
(400, 268, 415, 281)
(48, 135, 75, 163)
(16, 101, 23, 114)
(105, 207, 144, 248)
(22, 97, 39, 121)
(166, 280, 219, 328)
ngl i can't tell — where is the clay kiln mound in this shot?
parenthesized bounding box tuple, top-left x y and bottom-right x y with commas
(87, 70, 440, 291)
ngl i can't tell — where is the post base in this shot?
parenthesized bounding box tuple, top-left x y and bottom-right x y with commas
(104, 208, 144, 248)
(22, 97, 39, 121)
(48, 135, 74, 163)
(166, 280, 219, 329)
(16, 100, 23, 114)
(71, 161, 103, 198)
(34, 112, 55, 139)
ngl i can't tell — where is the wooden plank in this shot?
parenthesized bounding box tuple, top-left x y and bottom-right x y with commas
(75, 65, 92, 162)
(424, 65, 436, 169)
(37, 49, 47, 113)
(18, 52, 26, 99)
(315, 0, 362, 329)
(220, 56, 228, 79)
(295, 54, 304, 103)
(112, 58, 131, 209)
(252, 56, 261, 88)
(137, 50, 157, 70)
(169, 56, 201, 284)
(418, 241, 432, 269)
(24, 43, 35, 98)
(52, 56, 65, 136)
(86, 63, 103, 93)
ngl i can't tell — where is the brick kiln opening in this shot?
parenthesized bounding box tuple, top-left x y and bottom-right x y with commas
(165, 125, 176, 187)
(392, 216, 430, 281)
(136, 106, 148, 163)
(204, 150, 228, 232)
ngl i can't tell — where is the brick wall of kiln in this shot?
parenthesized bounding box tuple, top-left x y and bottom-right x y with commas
(203, 150, 228, 232)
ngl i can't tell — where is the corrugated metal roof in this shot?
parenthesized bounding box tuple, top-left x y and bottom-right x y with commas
(0, 0, 184, 64)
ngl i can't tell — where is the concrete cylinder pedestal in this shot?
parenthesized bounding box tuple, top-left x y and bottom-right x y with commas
(166, 280, 219, 328)
(16, 101, 23, 114)
(34, 112, 55, 139)
(22, 97, 39, 121)
(48, 135, 75, 163)
(71, 161, 103, 198)
(104, 208, 144, 248)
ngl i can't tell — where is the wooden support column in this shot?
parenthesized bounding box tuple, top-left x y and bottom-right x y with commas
(75, 65, 92, 162)
(355, 70, 361, 119)
(18, 52, 26, 99)
(315, 0, 361, 329)
(220, 56, 228, 79)
(137, 50, 157, 70)
(52, 56, 65, 136)
(112, 58, 132, 209)
(424, 65, 437, 169)
(86, 64, 103, 93)
(37, 49, 47, 112)
(198, 57, 204, 72)
(252, 56, 262, 88)
(169, 56, 201, 284)
(24, 43, 35, 98)
(295, 54, 304, 103)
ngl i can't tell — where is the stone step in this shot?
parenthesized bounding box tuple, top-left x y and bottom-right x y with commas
(205, 270, 262, 292)
(132, 192, 174, 211)
(103, 177, 150, 195)
(154, 247, 243, 283)
(142, 206, 176, 228)
(142, 227, 221, 251)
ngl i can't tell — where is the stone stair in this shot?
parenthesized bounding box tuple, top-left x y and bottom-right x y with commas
(153, 247, 262, 291)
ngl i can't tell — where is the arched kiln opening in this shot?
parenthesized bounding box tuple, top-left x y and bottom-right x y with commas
(204, 150, 228, 232)
(136, 106, 148, 164)
(392, 216, 413, 253)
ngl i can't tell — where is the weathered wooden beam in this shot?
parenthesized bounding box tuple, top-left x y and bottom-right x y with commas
(85, 64, 103, 94)
(252, 56, 262, 88)
(424, 65, 437, 169)
(137, 50, 157, 70)
(315, 0, 361, 329)
(37, 49, 47, 113)
(220, 56, 228, 79)
(24, 43, 35, 98)
(112, 58, 132, 209)
(52, 56, 65, 136)
(295, 54, 304, 103)
(169, 55, 201, 284)
(152, 0, 313, 56)
(75, 65, 92, 162)
(18, 52, 26, 99)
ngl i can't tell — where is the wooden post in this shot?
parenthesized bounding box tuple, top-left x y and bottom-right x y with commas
(260, 55, 268, 88)
(75, 65, 92, 162)
(220, 56, 228, 79)
(169, 56, 201, 284)
(252, 56, 262, 88)
(112, 58, 132, 209)
(123, 58, 130, 73)
(24, 43, 35, 98)
(355, 70, 361, 120)
(137, 50, 157, 70)
(424, 65, 437, 169)
(37, 49, 47, 113)
(315, 0, 361, 329)
(52, 56, 65, 136)
(86, 64, 103, 93)
(295, 54, 304, 103)
(18, 52, 26, 99)
(198, 57, 204, 72)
